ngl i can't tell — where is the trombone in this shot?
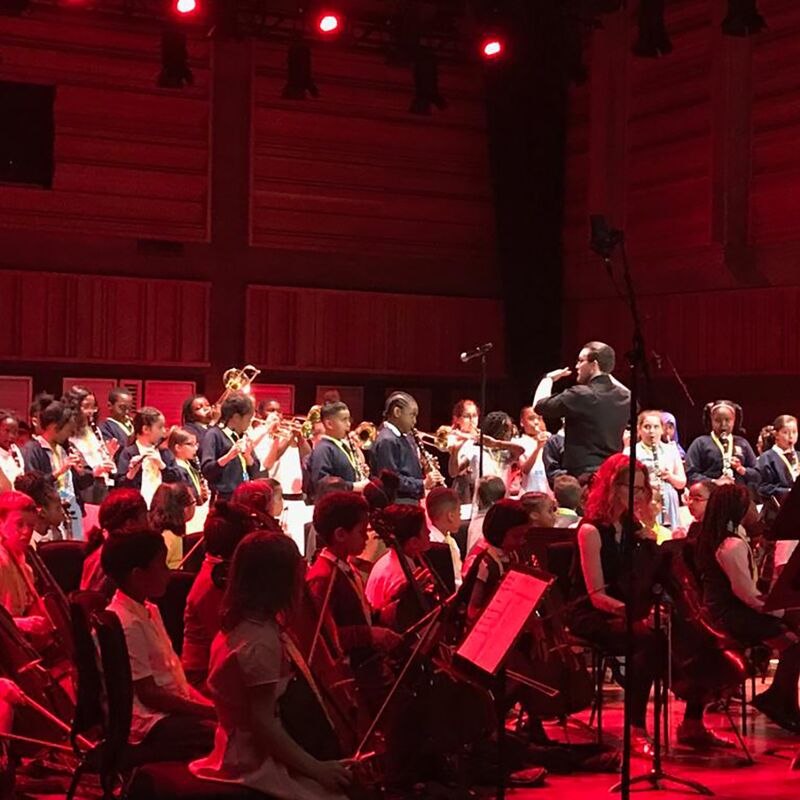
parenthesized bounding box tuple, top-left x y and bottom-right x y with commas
(214, 364, 261, 407)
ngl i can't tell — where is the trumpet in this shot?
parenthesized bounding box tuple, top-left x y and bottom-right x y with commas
(414, 426, 460, 453)
(215, 364, 262, 407)
(353, 421, 377, 449)
(251, 406, 322, 441)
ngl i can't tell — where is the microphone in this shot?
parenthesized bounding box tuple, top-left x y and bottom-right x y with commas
(460, 342, 493, 363)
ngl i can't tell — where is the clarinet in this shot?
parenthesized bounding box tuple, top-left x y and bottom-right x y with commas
(411, 428, 443, 486)
(719, 434, 733, 479)
(89, 417, 114, 486)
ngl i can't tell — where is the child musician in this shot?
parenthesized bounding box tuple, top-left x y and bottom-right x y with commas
(447, 399, 481, 503)
(167, 427, 209, 533)
(102, 526, 216, 760)
(189, 531, 352, 798)
(65, 386, 117, 505)
(182, 502, 262, 688)
(80, 489, 149, 597)
(513, 406, 552, 496)
(464, 499, 529, 628)
(117, 407, 178, 507)
(306, 492, 401, 669)
(685, 401, 758, 489)
(149, 482, 196, 569)
(22, 400, 91, 540)
(424, 486, 464, 588)
(371, 391, 442, 503)
(0, 410, 24, 493)
(306, 402, 369, 497)
(200, 393, 260, 502)
(756, 415, 800, 575)
(181, 394, 215, 448)
(364, 504, 432, 619)
(635, 410, 686, 528)
(99, 387, 134, 456)
(14, 471, 71, 544)
(0, 492, 52, 641)
(757, 414, 799, 500)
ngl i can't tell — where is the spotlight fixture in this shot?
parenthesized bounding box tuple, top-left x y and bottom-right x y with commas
(316, 11, 341, 35)
(409, 47, 446, 115)
(722, 0, 766, 36)
(632, 0, 673, 58)
(175, 0, 196, 14)
(158, 29, 194, 88)
(480, 36, 505, 61)
(281, 41, 319, 100)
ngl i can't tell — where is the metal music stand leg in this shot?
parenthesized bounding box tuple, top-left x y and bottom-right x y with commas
(496, 667, 507, 800)
(611, 599, 714, 795)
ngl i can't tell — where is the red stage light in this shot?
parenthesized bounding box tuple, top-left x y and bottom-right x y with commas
(176, 0, 197, 15)
(481, 38, 504, 60)
(317, 13, 340, 34)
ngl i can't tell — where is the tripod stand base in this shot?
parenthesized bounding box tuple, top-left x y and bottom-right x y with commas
(610, 767, 714, 795)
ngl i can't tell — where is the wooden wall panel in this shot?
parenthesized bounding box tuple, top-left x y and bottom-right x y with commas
(250, 43, 495, 265)
(0, 13, 211, 241)
(144, 380, 197, 427)
(623, 1, 714, 255)
(564, 284, 800, 378)
(750, 0, 800, 244)
(0, 377, 33, 420)
(0, 270, 210, 367)
(245, 286, 505, 378)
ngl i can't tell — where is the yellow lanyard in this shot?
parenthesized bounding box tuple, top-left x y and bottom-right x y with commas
(323, 435, 359, 474)
(774, 447, 799, 481)
(710, 433, 734, 475)
(178, 459, 202, 495)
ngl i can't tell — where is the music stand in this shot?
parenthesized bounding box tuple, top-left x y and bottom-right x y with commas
(764, 544, 800, 613)
(453, 567, 554, 800)
(764, 476, 800, 542)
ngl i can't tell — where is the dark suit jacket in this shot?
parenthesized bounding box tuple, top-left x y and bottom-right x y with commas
(307, 438, 358, 497)
(370, 426, 424, 500)
(535, 374, 630, 477)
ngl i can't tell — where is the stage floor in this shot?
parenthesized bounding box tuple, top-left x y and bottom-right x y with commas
(515, 683, 800, 798)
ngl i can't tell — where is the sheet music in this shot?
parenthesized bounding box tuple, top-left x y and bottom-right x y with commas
(457, 569, 550, 675)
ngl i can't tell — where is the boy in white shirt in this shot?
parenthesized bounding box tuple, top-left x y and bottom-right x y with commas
(101, 525, 215, 759)
(425, 486, 463, 588)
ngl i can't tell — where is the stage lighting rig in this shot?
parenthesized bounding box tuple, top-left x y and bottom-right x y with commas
(722, 0, 766, 36)
(633, 0, 672, 57)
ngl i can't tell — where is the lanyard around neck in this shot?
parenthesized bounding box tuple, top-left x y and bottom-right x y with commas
(324, 435, 359, 473)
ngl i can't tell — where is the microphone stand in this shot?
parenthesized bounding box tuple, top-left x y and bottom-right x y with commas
(479, 353, 487, 479)
(593, 223, 710, 797)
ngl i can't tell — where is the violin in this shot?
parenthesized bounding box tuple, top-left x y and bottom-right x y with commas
(284, 582, 372, 752)
(26, 545, 76, 668)
(279, 578, 382, 789)
(0, 605, 75, 739)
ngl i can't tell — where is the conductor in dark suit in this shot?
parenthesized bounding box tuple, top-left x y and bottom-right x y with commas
(534, 341, 630, 477)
